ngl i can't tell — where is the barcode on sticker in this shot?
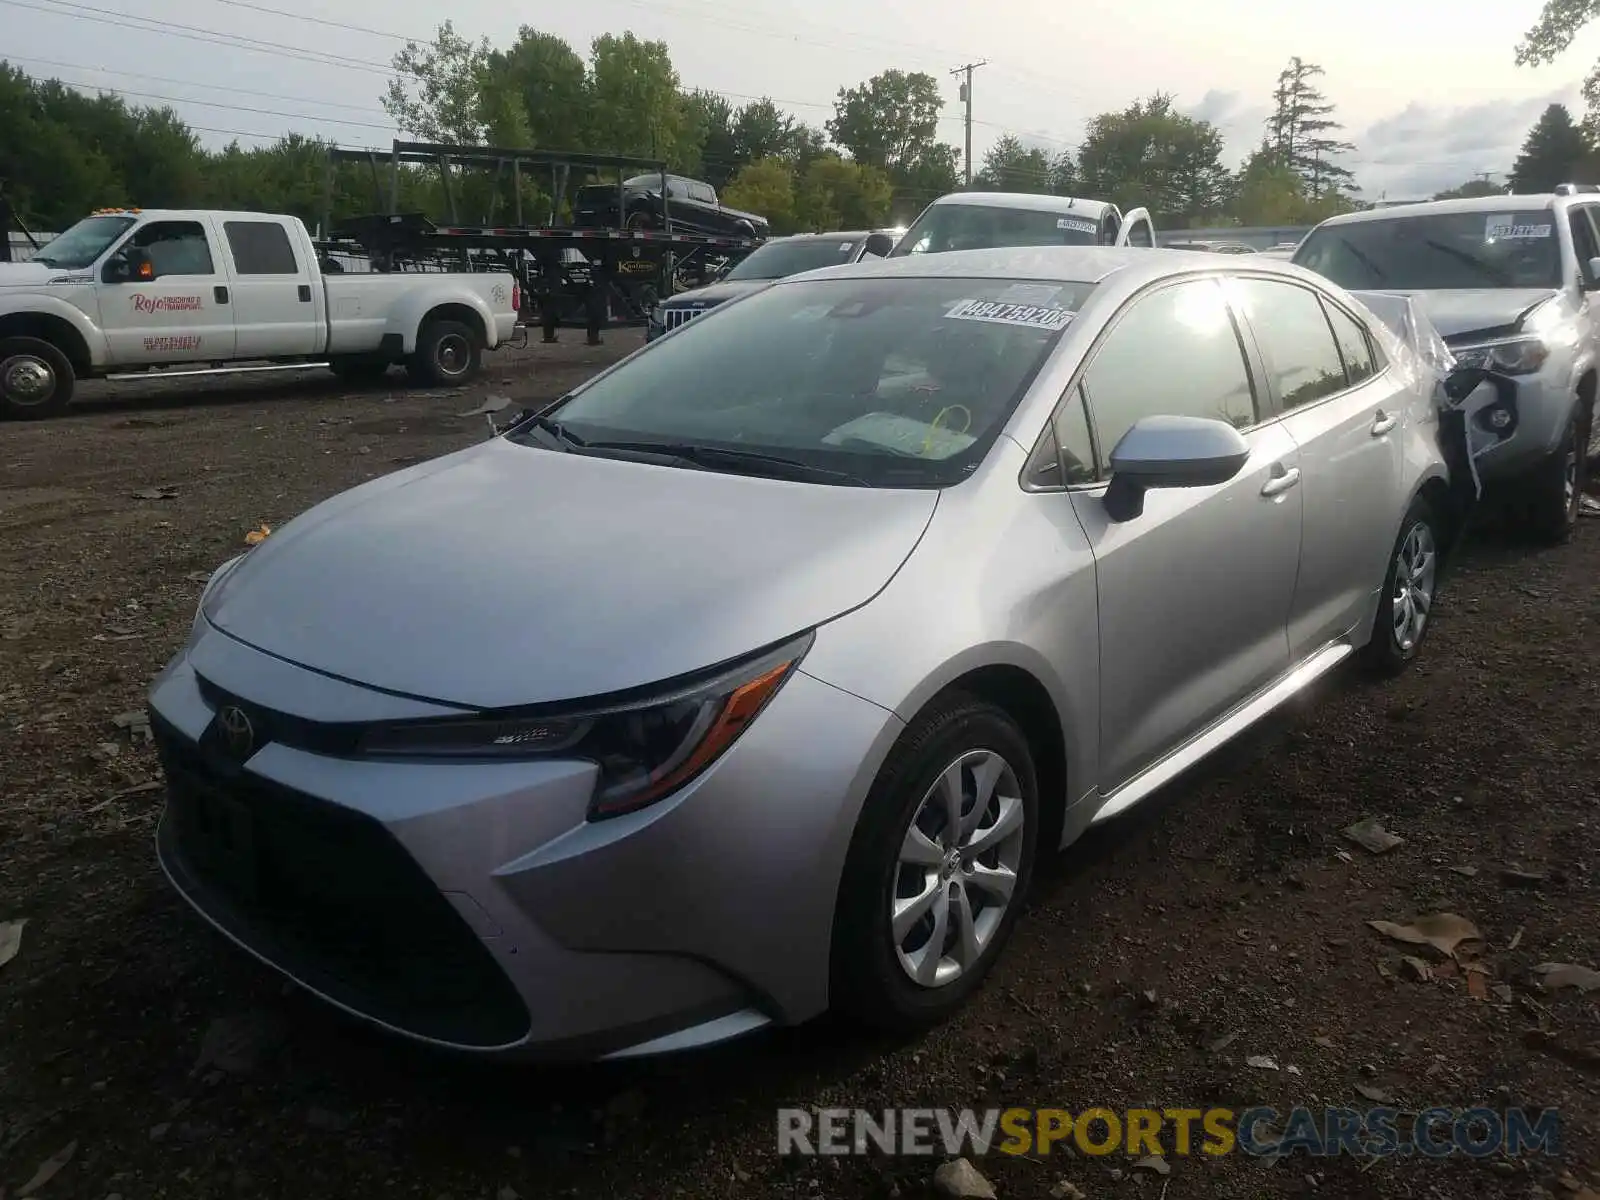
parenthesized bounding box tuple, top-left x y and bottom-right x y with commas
(945, 298, 1073, 330)
(1057, 217, 1098, 234)
(1486, 219, 1551, 239)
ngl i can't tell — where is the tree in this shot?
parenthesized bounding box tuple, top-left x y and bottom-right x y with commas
(826, 70, 954, 182)
(794, 153, 894, 230)
(1232, 142, 1359, 225)
(1518, 1, 1600, 131)
(683, 90, 737, 188)
(1077, 94, 1232, 223)
(488, 28, 589, 149)
(1434, 178, 1505, 200)
(1509, 103, 1594, 191)
(1267, 58, 1357, 199)
(722, 158, 797, 233)
(975, 134, 1053, 193)
(587, 33, 695, 166)
(382, 20, 496, 144)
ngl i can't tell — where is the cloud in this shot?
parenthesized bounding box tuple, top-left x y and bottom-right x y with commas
(1181, 89, 1271, 162)
(1344, 88, 1581, 198)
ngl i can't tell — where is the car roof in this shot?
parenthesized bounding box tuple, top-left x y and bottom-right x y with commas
(1314, 193, 1559, 228)
(921, 191, 1114, 217)
(780, 245, 1323, 287)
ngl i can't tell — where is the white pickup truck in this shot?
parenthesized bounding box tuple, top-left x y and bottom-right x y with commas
(0, 208, 521, 419)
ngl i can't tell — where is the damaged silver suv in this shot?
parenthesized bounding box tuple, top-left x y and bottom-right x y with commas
(1294, 187, 1600, 542)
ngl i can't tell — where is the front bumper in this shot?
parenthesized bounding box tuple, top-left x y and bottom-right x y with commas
(148, 623, 900, 1060)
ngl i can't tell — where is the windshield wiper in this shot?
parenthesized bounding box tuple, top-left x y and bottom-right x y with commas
(579, 440, 873, 485)
(1422, 239, 1513, 285)
(506, 411, 586, 450)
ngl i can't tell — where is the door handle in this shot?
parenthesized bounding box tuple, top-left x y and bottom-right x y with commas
(1260, 465, 1301, 497)
(213, 285, 229, 304)
(1371, 410, 1398, 436)
(297, 284, 311, 302)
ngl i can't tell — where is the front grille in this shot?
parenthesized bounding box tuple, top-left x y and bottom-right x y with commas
(663, 306, 710, 331)
(154, 714, 530, 1048)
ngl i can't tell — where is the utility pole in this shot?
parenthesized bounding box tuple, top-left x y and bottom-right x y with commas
(950, 61, 988, 188)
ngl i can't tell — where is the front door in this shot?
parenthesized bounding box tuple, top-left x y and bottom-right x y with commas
(1058, 277, 1304, 789)
(100, 217, 236, 364)
(1227, 276, 1403, 659)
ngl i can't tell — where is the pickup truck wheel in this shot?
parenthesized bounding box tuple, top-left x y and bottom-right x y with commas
(625, 210, 658, 231)
(408, 320, 481, 387)
(0, 337, 75, 420)
(1522, 405, 1587, 545)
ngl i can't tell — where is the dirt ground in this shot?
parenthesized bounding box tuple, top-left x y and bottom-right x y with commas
(3, 330, 1600, 1200)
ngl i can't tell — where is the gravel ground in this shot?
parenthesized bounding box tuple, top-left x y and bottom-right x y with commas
(3, 331, 1600, 1200)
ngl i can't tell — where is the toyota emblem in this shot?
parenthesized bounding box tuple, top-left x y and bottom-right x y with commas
(217, 705, 256, 760)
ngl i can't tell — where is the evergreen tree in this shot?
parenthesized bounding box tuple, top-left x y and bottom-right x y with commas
(1509, 104, 1593, 192)
(1267, 58, 1357, 199)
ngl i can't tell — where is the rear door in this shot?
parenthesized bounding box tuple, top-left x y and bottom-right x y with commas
(219, 217, 322, 358)
(98, 216, 236, 363)
(1227, 276, 1403, 660)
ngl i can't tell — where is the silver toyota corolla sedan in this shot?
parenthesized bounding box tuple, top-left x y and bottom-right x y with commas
(150, 247, 1460, 1062)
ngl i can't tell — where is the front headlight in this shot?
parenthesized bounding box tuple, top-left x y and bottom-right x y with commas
(1451, 336, 1549, 376)
(356, 632, 813, 819)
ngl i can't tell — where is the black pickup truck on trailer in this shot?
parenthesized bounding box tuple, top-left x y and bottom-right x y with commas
(574, 174, 770, 239)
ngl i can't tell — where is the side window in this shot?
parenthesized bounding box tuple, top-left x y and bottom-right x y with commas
(130, 221, 214, 276)
(223, 221, 299, 275)
(1323, 302, 1378, 386)
(1229, 278, 1348, 410)
(1079, 278, 1257, 472)
(1050, 386, 1098, 485)
(1569, 206, 1600, 282)
(691, 183, 717, 204)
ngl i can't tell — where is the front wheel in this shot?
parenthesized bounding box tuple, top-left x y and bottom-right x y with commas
(406, 319, 481, 387)
(0, 336, 75, 420)
(1522, 404, 1588, 545)
(830, 693, 1039, 1032)
(1361, 496, 1442, 677)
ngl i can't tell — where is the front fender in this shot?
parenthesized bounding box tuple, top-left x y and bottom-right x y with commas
(0, 292, 110, 368)
(382, 281, 508, 352)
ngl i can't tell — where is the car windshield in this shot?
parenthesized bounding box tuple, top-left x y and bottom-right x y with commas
(724, 238, 863, 280)
(890, 203, 1101, 256)
(524, 275, 1096, 487)
(1294, 209, 1562, 290)
(29, 214, 135, 269)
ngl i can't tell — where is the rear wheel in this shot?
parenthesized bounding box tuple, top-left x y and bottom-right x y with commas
(831, 693, 1039, 1032)
(0, 336, 75, 420)
(1361, 495, 1442, 677)
(407, 320, 481, 387)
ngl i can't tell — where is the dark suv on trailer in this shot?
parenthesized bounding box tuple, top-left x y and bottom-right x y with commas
(573, 174, 770, 239)
(646, 229, 898, 341)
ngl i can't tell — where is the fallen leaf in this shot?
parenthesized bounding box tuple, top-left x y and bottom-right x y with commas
(1449, 865, 1479, 878)
(1133, 1154, 1170, 1175)
(0, 919, 25, 969)
(1207, 1031, 1240, 1053)
(458, 394, 513, 417)
(1344, 817, 1405, 854)
(1533, 963, 1600, 993)
(1355, 1084, 1391, 1103)
(1367, 913, 1484, 957)
(1401, 956, 1433, 982)
(1500, 868, 1547, 889)
(1467, 972, 1489, 1000)
(131, 486, 178, 500)
(1246, 1055, 1279, 1071)
(1313, 1036, 1336, 1049)
(1509, 927, 1524, 951)
(1492, 984, 1514, 1003)
(17, 1140, 76, 1197)
(244, 524, 271, 546)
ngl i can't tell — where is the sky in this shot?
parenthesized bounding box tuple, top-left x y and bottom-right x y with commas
(6, 0, 1600, 203)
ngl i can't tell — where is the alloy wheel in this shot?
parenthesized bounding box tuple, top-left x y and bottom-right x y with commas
(1391, 520, 1437, 652)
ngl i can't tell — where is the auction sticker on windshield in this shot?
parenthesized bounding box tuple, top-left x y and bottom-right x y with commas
(945, 298, 1074, 331)
(1485, 217, 1552, 239)
(1057, 217, 1098, 235)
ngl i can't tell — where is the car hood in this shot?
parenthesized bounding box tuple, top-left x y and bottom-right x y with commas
(0, 262, 76, 287)
(659, 279, 773, 308)
(202, 439, 938, 709)
(1384, 288, 1559, 340)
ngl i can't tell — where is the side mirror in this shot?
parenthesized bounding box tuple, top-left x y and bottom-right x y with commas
(1587, 256, 1600, 289)
(105, 247, 153, 283)
(864, 233, 895, 258)
(1103, 415, 1252, 522)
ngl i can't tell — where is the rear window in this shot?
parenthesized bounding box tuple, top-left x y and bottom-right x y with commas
(725, 237, 863, 280)
(224, 221, 298, 275)
(1294, 209, 1561, 290)
(536, 275, 1098, 487)
(891, 203, 1102, 256)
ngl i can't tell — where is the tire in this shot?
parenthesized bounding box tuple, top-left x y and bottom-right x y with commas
(625, 209, 657, 232)
(0, 336, 75, 420)
(830, 692, 1040, 1033)
(406, 319, 481, 387)
(329, 358, 391, 386)
(1361, 495, 1443, 677)
(1522, 404, 1588, 545)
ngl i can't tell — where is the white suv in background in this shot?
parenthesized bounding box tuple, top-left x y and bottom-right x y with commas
(1294, 188, 1599, 542)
